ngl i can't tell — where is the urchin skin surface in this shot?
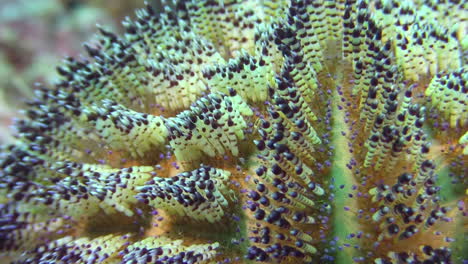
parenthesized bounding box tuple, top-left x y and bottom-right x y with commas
(0, 0, 466, 263)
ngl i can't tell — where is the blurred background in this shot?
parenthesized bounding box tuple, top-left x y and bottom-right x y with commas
(0, 0, 161, 143)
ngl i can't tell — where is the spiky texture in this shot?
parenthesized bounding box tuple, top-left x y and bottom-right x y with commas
(1, 0, 466, 263)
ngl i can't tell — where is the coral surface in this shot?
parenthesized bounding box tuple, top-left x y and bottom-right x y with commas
(0, 0, 467, 263)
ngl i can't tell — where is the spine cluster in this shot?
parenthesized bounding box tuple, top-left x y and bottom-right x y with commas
(0, 0, 466, 263)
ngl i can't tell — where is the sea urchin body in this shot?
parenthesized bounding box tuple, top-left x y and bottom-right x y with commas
(0, 0, 467, 263)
